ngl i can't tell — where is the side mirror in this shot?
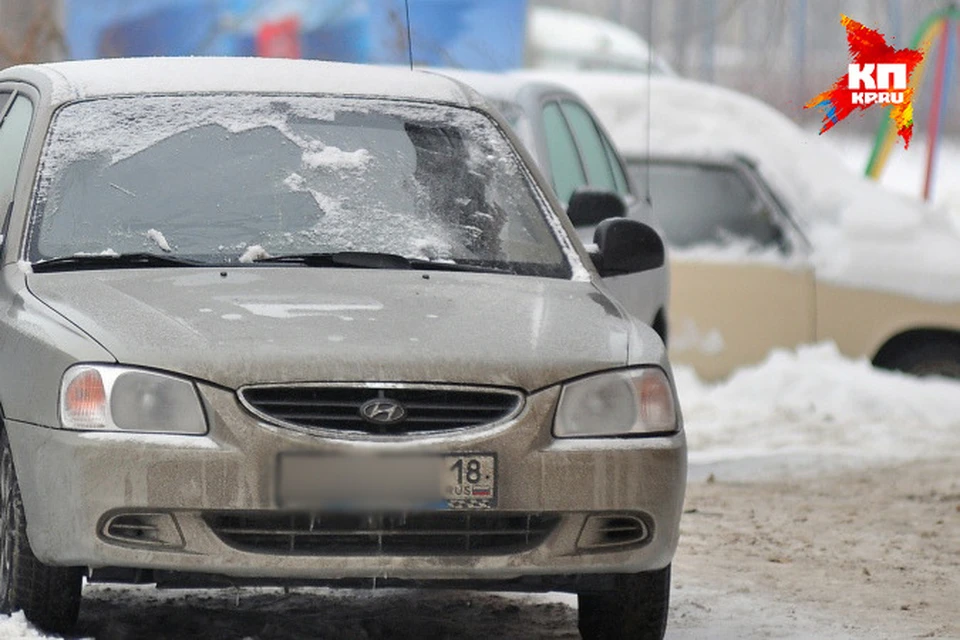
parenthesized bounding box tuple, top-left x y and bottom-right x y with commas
(591, 218, 665, 277)
(566, 188, 626, 227)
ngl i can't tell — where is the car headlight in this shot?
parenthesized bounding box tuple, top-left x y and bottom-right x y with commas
(59, 365, 207, 434)
(554, 367, 678, 437)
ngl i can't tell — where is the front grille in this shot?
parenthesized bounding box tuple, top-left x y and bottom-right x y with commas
(205, 511, 558, 555)
(239, 385, 523, 435)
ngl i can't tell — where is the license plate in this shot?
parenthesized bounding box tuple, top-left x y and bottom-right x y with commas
(444, 454, 497, 508)
(277, 453, 497, 510)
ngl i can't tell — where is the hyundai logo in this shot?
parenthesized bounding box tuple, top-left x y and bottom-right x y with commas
(359, 398, 407, 424)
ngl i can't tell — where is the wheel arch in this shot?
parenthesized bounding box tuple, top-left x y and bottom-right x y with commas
(652, 308, 668, 347)
(871, 326, 960, 369)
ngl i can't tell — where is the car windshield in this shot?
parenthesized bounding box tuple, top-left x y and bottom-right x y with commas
(27, 95, 572, 278)
(629, 161, 782, 250)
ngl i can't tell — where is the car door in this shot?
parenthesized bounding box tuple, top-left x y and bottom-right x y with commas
(541, 97, 666, 333)
(0, 91, 34, 255)
(630, 157, 816, 380)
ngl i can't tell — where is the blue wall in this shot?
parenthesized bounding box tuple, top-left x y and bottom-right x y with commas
(65, 0, 528, 71)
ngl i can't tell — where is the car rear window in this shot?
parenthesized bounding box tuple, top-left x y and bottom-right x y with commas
(27, 95, 575, 278)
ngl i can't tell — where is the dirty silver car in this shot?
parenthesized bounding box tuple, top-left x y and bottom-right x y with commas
(0, 58, 686, 638)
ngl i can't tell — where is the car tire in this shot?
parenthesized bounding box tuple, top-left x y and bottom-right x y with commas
(0, 429, 82, 634)
(884, 339, 960, 379)
(577, 565, 671, 640)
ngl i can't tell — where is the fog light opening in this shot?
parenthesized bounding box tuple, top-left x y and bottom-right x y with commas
(102, 512, 184, 549)
(577, 513, 650, 550)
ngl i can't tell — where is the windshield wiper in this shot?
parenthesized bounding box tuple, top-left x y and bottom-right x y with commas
(253, 251, 514, 274)
(31, 252, 203, 273)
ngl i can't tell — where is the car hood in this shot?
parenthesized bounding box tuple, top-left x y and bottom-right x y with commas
(28, 268, 631, 391)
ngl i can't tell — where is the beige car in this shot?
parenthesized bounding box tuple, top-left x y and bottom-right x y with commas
(530, 71, 960, 380)
(636, 153, 960, 380)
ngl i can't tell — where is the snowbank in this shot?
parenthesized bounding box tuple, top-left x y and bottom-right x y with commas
(0, 612, 62, 639)
(676, 342, 960, 465)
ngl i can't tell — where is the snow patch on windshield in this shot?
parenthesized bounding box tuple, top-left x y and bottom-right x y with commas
(146, 228, 172, 252)
(301, 146, 371, 172)
(239, 245, 270, 263)
(283, 173, 343, 217)
(412, 237, 455, 262)
(73, 249, 119, 257)
(44, 96, 336, 170)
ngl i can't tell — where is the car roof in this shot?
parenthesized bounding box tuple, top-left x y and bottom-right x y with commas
(428, 68, 577, 105)
(0, 57, 481, 108)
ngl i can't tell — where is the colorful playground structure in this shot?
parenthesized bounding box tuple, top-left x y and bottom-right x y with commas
(866, 4, 960, 201)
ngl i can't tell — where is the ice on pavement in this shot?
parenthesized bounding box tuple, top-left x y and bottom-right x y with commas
(676, 342, 960, 467)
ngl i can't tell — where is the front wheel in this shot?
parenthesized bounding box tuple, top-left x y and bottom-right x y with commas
(883, 339, 960, 379)
(577, 565, 671, 640)
(0, 429, 83, 633)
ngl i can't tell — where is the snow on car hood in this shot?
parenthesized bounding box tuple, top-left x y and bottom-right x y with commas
(28, 268, 631, 391)
(528, 71, 960, 303)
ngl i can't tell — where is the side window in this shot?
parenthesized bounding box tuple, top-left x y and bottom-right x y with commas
(560, 101, 616, 193)
(542, 101, 585, 204)
(600, 131, 630, 196)
(0, 94, 34, 237)
(634, 162, 783, 250)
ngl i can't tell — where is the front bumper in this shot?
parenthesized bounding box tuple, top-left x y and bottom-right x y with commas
(7, 382, 686, 582)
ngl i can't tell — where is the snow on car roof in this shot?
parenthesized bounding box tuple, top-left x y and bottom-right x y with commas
(427, 68, 574, 105)
(1, 57, 478, 107)
(518, 71, 851, 219)
(520, 70, 944, 227)
(428, 69, 527, 104)
(524, 70, 960, 304)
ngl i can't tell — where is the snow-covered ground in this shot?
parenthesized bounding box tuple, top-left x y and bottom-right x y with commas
(2, 343, 957, 639)
(676, 342, 960, 475)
